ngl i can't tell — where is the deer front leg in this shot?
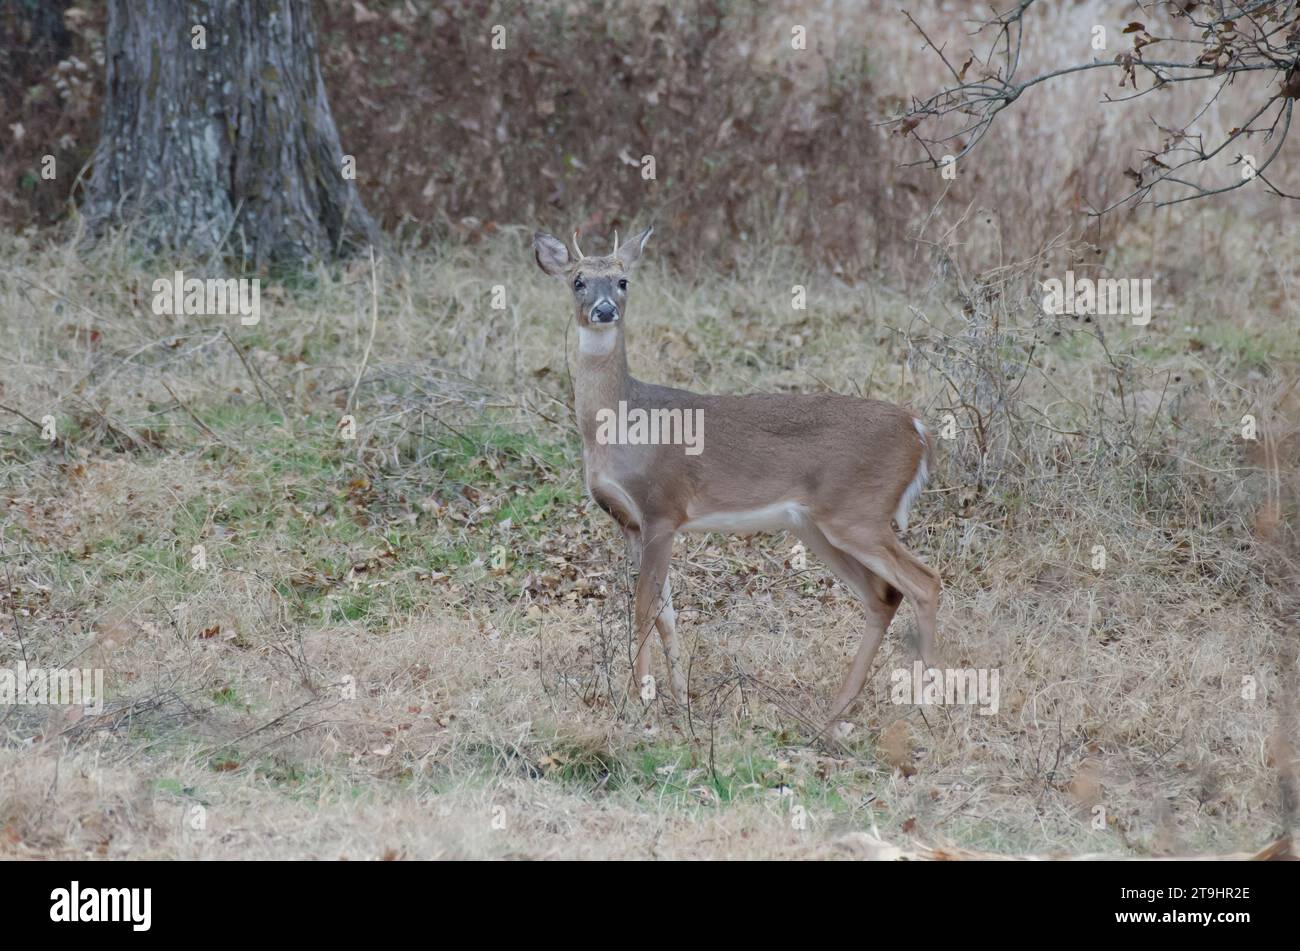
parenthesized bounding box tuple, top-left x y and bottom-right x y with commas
(632, 524, 684, 703)
(652, 574, 687, 702)
(622, 524, 642, 573)
(624, 524, 686, 700)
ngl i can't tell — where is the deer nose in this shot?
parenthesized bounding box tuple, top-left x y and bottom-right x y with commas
(590, 301, 619, 323)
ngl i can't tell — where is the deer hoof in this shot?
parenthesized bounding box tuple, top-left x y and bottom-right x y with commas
(828, 720, 855, 744)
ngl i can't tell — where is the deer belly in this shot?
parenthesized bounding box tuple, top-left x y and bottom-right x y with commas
(680, 500, 808, 535)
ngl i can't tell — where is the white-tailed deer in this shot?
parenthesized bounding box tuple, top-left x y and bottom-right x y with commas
(533, 226, 940, 733)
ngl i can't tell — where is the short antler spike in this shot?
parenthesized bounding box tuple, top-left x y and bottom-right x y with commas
(572, 230, 586, 260)
(612, 230, 619, 253)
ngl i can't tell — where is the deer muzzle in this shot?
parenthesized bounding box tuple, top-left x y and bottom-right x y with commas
(589, 300, 619, 324)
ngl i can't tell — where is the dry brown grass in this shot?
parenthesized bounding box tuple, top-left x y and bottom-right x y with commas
(1, 194, 1296, 858)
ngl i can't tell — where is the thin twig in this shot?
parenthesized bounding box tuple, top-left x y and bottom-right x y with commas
(347, 245, 380, 414)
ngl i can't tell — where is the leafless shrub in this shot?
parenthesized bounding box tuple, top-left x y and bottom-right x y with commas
(899, 0, 1300, 215)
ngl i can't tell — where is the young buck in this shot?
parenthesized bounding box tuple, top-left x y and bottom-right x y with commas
(533, 226, 940, 731)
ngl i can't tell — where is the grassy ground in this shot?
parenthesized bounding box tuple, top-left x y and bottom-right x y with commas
(0, 217, 1296, 859)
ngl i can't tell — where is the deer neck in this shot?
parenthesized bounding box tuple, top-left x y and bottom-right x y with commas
(574, 325, 630, 453)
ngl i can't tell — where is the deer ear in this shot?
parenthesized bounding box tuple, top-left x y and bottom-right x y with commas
(533, 231, 570, 278)
(615, 225, 653, 271)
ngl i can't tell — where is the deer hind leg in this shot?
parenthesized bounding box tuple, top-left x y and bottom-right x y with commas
(827, 527, 940, 670)
(632, 524, 685, 703)
(796, 523, 902, 728)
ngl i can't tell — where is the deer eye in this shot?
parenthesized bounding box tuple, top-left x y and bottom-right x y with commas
(573, 277, 585, 291)
(618, 279, 628, 291)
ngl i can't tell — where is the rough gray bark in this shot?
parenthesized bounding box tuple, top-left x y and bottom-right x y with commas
(83, 0, 379, 266)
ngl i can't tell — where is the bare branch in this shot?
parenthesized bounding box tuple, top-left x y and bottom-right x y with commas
(897, 0, 1300, 214)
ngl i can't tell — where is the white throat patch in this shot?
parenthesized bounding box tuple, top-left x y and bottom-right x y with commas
(578, 325, 617, 356)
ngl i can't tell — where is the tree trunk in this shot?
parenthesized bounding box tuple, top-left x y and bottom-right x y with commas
(84, 0, 378, 266)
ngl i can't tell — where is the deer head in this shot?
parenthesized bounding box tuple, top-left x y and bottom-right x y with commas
(532, 226, 653, 329)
